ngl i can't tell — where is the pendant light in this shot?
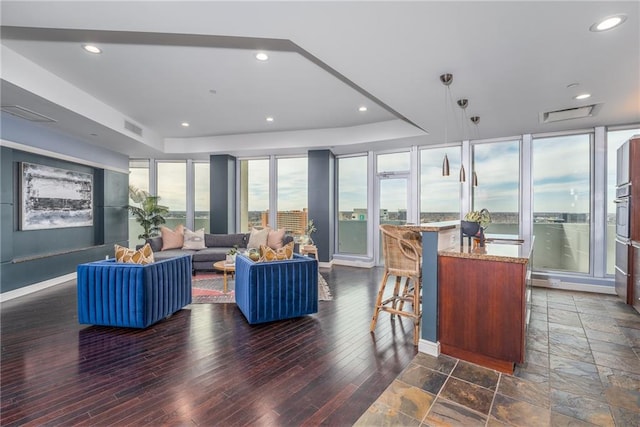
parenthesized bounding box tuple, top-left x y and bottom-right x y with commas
(440, 73, 453, 176)
(470, 116, 480, 187)
(442, 154, 450, 176)
(457, 98, 469, 182)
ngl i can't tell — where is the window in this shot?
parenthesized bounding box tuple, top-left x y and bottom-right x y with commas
(532, 134, 591, 273)
(420, 147, 461, 222)
(239, 159, 270, 232)
(472, 140, 520, 235)
(606, 128, 640, 274)
(276, 157, 308, 236)
(337, 156, 368, 255)
(157, 161, 186, 231)
(194, 162, 210, 231)
(377, 151, 409, 172)
(128, 160, 149, 244)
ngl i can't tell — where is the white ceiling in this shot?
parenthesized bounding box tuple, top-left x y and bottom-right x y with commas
(1, 1, 639, 160)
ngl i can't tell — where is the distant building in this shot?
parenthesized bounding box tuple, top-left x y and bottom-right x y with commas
(261, 209, 308, 234)
(351, 208, 367, 220)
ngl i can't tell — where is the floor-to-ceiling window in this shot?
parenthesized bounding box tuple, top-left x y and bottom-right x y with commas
(128, 159, 150, 244)
(376, 151, 410, 264)
(157, 161, 187, 231)
(606, 127, 640, 274)
(472, 140, 520, 235)
(337, 155, 368, 255)
(239, 158, 270, 232)
(420, 146, 461, 222)
(194, 161, 210, 231)
(532, 133, 591, 273)
(276, 157, 308, 236)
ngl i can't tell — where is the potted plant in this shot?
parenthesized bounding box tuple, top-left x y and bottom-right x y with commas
(300, 219, 317, 245)
(462, 208, 491, 246)
(128, 185, 169, 241)
(226, 245, 238, 264)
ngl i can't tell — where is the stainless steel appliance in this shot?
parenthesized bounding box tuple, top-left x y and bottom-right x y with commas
(615, 140, 632, 304)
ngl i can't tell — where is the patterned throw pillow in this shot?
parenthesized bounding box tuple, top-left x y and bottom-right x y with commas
(161, 224, 185, 250)
(259, 241, 294, 262)
(182, 228, 206, 250)
(114, 243, 155, 265)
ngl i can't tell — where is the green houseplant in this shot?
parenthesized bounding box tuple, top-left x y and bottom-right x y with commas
(464, 208, 491, 229)
(461, 208, 491, 247)
(128, 185, 169, 240)
(300, 219, 317, 245)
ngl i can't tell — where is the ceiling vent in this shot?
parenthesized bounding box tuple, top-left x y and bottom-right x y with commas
(124, 120, 143, 137)
(1, 105, 57, 122)
(539, 104, 602, 123)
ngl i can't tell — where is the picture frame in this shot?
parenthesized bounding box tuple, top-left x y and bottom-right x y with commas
(20, 162, 93, 230)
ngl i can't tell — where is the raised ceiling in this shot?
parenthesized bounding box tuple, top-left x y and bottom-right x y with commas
(1, 1, 639, 159)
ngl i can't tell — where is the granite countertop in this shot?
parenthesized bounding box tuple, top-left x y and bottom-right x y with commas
(438, 235, 534, 264)
(403, 220, 459, 232)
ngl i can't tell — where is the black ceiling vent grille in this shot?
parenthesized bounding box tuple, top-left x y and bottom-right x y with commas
(124, 120, 143, 136)
(1, 105, 56, 122)
(539, 104, 602, 123)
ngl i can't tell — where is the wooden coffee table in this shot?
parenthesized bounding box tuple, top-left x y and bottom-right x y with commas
(213, 260, 235, 293)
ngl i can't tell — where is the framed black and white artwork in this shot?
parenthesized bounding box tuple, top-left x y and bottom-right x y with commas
(20, 162, 93, 230)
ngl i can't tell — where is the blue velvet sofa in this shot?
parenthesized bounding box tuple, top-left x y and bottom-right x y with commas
(77, 255, 192, 328)
(235, 254, 318, 324)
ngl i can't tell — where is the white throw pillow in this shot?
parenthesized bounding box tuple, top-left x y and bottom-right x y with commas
(182, 228, 206, 250)
(247, 227, 271, 249)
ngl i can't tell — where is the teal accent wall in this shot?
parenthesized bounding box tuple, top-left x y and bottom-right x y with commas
(0, 148, 129, 293)
(0, 116, 129, 294)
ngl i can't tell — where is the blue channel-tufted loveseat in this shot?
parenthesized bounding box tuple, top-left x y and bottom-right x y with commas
(235, 254, 318, 324)
(77, 254, 192, 328)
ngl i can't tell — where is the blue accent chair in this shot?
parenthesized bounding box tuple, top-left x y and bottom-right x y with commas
(235, 254, 318, 324)
(77, 255, 192, 328)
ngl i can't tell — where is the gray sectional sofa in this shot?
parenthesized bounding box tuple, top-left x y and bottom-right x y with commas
(145, 232, 294, 273)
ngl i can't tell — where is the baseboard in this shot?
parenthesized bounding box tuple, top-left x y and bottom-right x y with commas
(318, 260, 333, 269)
(532, 278, 616, 295)
(418, 339, 440, 357)
(0, 273, 76, 302)
(331, 258, 376, 268)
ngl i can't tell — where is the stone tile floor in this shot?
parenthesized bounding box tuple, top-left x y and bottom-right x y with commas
(355, 288, 640, 426)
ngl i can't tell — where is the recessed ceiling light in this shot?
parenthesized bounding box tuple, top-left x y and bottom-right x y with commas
(82, 44, 102, 54)
(566, 83, 580, 89)
(181, 122, 190, 127)
(256, 52, 269, 61)
(358, 106, 368, 112)
(590, 14, 627, 32)
(266, 117, 274, 122)
(574, 93, 592, 100)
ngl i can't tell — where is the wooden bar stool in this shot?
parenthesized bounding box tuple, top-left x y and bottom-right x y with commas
(370, 224, 422, 346)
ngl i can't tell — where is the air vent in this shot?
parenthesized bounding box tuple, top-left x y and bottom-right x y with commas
(539, 104, 602, 123)
(1, 105, 56, 122)
(124, 120, 143, 136)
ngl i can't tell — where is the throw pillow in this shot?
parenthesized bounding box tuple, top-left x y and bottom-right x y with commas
(182, 228, 206, 250)
(114, 243, 155, 265)
(161, 224, 185, 250)
(247, 227, 271, 249)
(259, 241, 294, 262)
(267, 228, 286, 249)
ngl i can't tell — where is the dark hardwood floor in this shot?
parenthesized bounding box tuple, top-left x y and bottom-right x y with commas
(1, 265, 418, 426)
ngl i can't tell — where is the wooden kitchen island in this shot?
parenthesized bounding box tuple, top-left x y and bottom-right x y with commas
(437, 237, 534, 374)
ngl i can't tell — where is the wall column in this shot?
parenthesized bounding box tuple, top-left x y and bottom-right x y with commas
(308, 150, 335, 263)
(210, 154, 236, 233)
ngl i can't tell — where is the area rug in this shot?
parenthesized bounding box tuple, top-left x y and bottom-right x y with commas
(191, 273, 333, 304)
